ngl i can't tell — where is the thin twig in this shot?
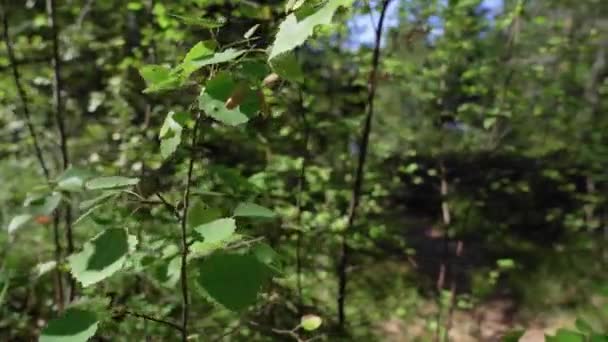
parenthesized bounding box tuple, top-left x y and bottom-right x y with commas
(47, 0, 69, 171)
(337, 0, 392, 329)
(179, 112, 202, 341)
(210, 322, 242, 342)
(248, 321, 304, 342)
(295, 89, 310, 314)
(225, 237, 265, 251)
(157, 192, 182, 220)
(76, 0, 95, 28)
(124, 310, 184, 333)
(51, 213, 65, 310)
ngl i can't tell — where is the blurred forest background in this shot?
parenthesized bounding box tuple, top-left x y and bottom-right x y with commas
(1, 0, 608, 341)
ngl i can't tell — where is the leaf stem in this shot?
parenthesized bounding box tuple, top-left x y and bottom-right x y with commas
(124, 310, 184, 333)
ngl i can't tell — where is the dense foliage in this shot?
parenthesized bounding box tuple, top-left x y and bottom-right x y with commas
(1, 0, 607, 341)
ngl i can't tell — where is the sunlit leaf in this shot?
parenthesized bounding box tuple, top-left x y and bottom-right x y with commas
(8, 214, 33, 234)
(159, 111, 187, 159)
(24, 192, 62, 216)
(56, 168, 92, 192)
(35, 260, 57, 278)
(244, 24, 260, 39)
(180, 48, 246, 79)
(301, 314, 322, 331)
(194, 218, 236, 244)
(269, 0, 353, 59)
(139, 65, 182, 93)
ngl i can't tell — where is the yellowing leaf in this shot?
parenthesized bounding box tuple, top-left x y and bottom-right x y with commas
(301, 314, 323, 331)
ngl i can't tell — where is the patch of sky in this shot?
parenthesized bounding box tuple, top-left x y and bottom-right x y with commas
(345, 0, 504, 49)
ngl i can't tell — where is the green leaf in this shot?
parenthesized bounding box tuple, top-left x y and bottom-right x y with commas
(79, 191, 120, 211)
(188, 202, 222, 228)
(253, 243, 283, 274)
(589, 334, 608, 342)
(8, 214, 33, 234)
(68, 228, 131, 287)
(301, 314, 322, 331)
(140, 65, 172, 84)
(35, 260, 57, 278)
(269, 0, 353, 59)
(496, 258, 516, 270)
(239, 61, 270, 81)
(196, 252, 272, 311)
(139, 65, 181, 93)
(39, 309, 98, 342)
(181, 41, 215, 78)
(194, 48, 245, 64)
(575, 318, 593, 333)
(285, 0, 307, 13)
(85, 176, 139, 190)
(233, 202, 276, 218)
(244, 24, 260, 39)
(56, 168, 92, 192)
(194, 218, 236, 244)
(502, 330, 525, 342)
(180, 48, 246, 79)
(183, 41, 214, 64)
(547, 329, 586, 342)
(127, 2, 143, 11)
(269, 52, 303, 83)
(199, 73, 250, 126)
(159, 111, 185, 159)
(24, 192, 62, 216)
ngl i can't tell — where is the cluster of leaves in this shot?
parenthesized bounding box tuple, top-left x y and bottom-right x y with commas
(2, 0, 352, 340)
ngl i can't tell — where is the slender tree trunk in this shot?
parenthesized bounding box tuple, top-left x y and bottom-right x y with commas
(47, 0, 76, 303)
(337, 0, 392, 329)
(1, 0, 65, 311)
(179, 112, 202, 341)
